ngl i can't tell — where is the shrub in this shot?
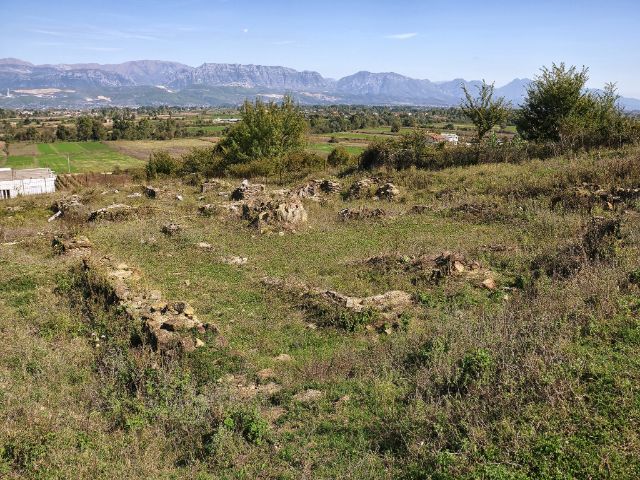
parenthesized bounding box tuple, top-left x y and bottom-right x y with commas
(146, 150, 181, 179)
(327, 146, 352, 167)
(225, 408, 270, 446)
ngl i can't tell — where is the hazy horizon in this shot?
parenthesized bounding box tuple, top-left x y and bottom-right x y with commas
(2, 0, 639, 96)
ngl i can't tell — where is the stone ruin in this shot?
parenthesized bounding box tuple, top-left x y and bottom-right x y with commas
(161, 223, 182, 236)
(78, 256, 215, 355)
(346, 177, 401, 201)
(242, 199, 308, 232)
(230, 179, 266, 201)
(292, 179, 341, 201)
(376, 182, 401, 200)
(551, 182, 640, 212)
(52, 234, 93, 256)
(362, 250, 496, 288)
(88, 203, 136, 222)
(262, 276, 413, 332)
(51, 195, 89, 221)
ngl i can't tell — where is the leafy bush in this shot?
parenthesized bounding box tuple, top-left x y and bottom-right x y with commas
(146, 150, 181, 179)
(327, 145, 352, 167)
(225, 408, 270, 446)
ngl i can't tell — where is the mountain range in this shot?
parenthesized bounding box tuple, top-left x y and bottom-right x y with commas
(1, 58, 639, 110)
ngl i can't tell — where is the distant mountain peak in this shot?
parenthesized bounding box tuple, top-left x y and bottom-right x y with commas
(0, 58, 638, 110)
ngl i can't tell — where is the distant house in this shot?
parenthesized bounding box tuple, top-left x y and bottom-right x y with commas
(0, 168, 56, 199)
(440, 133, 459, 145)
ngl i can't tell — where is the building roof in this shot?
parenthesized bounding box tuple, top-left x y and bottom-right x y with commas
(0, 168, 56, 181)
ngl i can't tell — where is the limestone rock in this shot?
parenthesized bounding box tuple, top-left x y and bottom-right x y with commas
(293, 389, 323, 403)
(88, 204, 135, 222)
(376, 182, 400, 200)
(230, 180, 266, 201)
(161, 223, 181, 236)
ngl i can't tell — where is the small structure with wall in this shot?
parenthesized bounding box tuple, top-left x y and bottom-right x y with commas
(440, 133, 459, 145)
(0, 168, 57, 199)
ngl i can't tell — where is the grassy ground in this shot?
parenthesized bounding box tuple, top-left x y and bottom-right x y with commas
(3, 142, 144, 173)
(1, 148, 639, 478)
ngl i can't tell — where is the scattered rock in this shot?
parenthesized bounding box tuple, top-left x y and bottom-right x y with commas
(339, 207, 386, 221)
(220, 256, 248, 265)
(293, 389, 323, 403)
(482, 278, 497, 290)
(175, 194, 183, 201)
(144, 186, 157, 198)
(161, 223, 181, 236)
(275, 353, 292, 362)
(230, 179, 266, 201)
(47, 211, 62, 222)
(346, 177, 379, 199)
(198, 204, 217, 216)
(410, 205, 432, 214)
(127, 192, 142, 198)
(196, 241, 213, 249)
(51, 195, 88, 220)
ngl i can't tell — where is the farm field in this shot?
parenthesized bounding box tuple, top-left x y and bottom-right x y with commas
(1, 147, 639, 478)
(105, 138, 217, 161)
(2, 141, 144, 173)
(307, 141, 365, 156)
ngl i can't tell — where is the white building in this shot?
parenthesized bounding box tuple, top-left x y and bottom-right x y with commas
(440, 133, 459, 145)
(0, 168, 57, 199)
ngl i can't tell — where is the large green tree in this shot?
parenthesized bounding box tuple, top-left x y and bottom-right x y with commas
(515, 63, 590, 142)
(217, 95, 307, 165)
(460, 81, 510, 141)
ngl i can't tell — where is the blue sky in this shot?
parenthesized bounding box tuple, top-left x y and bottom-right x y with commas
(2, 0, 640, 96)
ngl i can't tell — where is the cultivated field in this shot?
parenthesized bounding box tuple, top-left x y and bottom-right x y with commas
(1, 147, 639, 478)
(105, 138, 218, 161)
(3, 141, 144, 173)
